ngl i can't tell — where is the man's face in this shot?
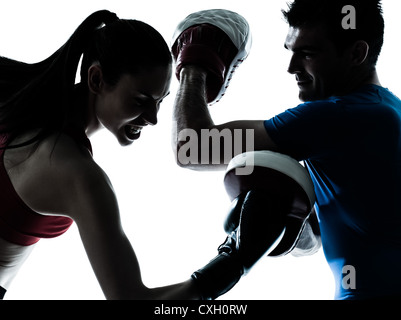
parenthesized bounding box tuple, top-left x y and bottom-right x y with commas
(285, 25, 350, 102)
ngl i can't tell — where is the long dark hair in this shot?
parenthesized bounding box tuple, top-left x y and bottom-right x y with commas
(0, 10, 172, 147)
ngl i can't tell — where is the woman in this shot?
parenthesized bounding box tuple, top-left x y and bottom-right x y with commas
(0, 10, 199, 299)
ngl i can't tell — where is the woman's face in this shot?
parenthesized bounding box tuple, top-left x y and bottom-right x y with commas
(92, 65, 172, 146)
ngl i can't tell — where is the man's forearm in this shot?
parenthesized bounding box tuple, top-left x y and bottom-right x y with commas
(172, 66, 229, 170)
(173, 66, 212, 135)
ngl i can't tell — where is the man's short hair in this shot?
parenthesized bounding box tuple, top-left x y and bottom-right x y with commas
(282, 0, 384, 68)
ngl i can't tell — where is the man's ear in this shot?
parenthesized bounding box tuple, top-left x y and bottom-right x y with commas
(87, 64, 104, 94)
(349, 40, 369, 66)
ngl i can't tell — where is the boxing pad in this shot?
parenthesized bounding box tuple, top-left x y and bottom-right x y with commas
(171, 9, 252, 105)
(223, 151, 316, 257)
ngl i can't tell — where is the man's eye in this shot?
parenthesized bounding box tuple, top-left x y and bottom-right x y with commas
(302, 52, 315, 59)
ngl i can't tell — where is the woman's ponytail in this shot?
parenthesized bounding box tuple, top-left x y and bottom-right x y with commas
(0, 10, 119, 136)
(0, 9, 172, 148)
(58, 10, 120, 102)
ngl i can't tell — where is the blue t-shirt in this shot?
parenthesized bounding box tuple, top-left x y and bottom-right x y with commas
(264, 84, 401, 299)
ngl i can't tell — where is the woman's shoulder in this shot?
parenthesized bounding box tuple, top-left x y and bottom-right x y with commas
(38, 130, 93, 162)
(5, 129, 92, 164)
(34, 131, 118, 222)
(5, 130, 110, 218)
(34, 131, 105, 188)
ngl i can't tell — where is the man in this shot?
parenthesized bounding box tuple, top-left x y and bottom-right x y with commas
(172, 1, 401, 299)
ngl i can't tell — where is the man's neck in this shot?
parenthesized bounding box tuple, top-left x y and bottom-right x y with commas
(336, 69, 381, 97)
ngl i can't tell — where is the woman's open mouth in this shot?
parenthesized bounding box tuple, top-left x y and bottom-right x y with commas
(125, 125, 143, 140)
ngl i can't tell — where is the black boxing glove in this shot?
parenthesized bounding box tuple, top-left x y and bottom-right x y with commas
(191, 190, 286, 300)
(190, 231, 243, 300)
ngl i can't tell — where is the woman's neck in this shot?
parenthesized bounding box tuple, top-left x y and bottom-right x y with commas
(73, 83, 101, 137)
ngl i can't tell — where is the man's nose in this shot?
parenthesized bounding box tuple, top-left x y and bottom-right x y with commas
(287, 54, 302, 75)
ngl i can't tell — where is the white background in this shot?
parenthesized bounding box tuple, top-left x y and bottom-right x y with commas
(1, 0, 400, 300)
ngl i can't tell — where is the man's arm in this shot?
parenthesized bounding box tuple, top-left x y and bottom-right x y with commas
(173, 66, 321, 258)
(173, 66, 278, 171)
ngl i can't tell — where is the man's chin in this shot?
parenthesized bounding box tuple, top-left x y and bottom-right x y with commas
(299, 90, 322, 102)
(299, 92, 312, 102)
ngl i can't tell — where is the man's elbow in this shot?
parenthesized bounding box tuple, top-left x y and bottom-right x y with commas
(290, 221, 322, 257)
(291, 235, 322, 257)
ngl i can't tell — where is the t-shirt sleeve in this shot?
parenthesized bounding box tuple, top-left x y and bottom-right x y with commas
(264, 100, 345, 161)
